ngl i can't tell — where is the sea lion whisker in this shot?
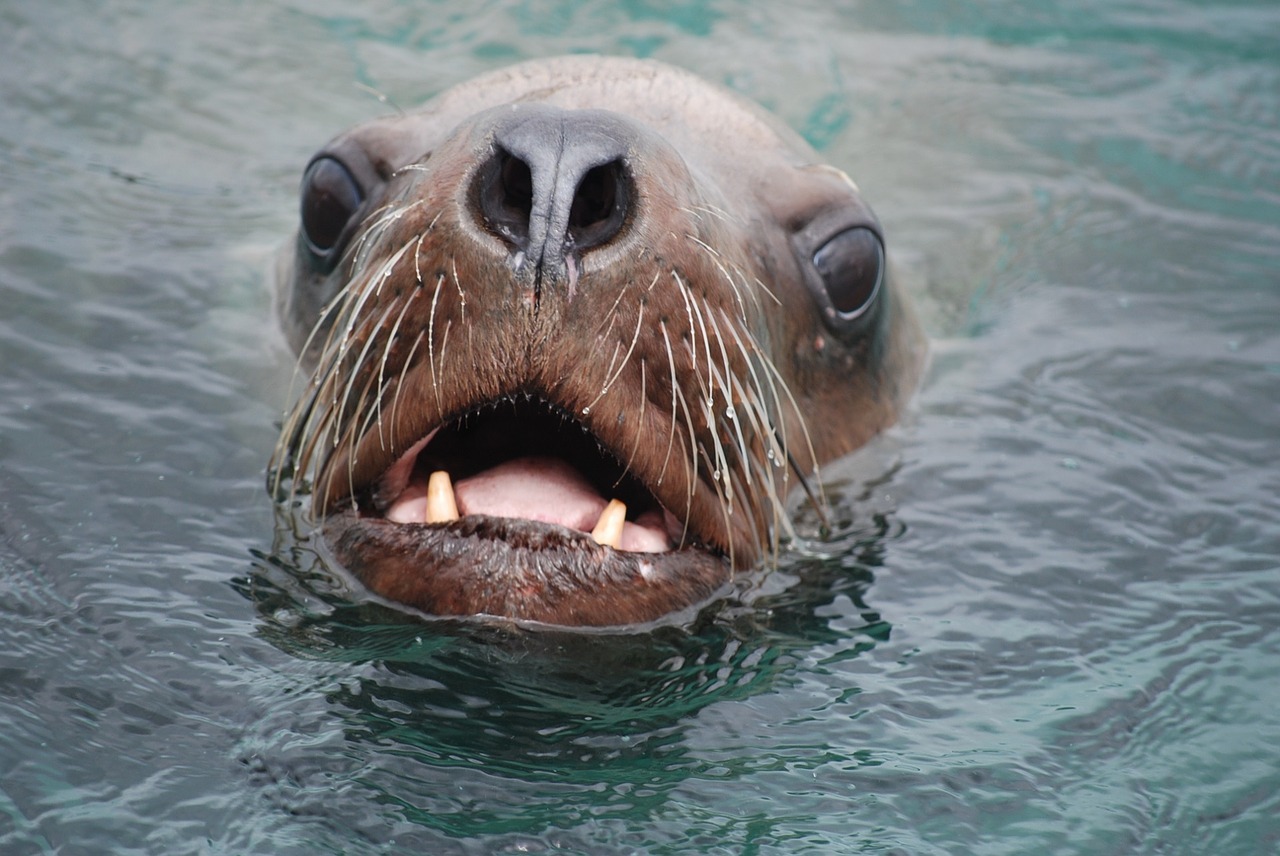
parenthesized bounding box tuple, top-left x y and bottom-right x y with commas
(353, 377, 396, 489)
(686, 232, 723, 260)
(686, 342, 729, 480)
(357, 201, 428, 277)
(698, 395, 733, 514)
(388, 329, 426, 450)
(335, 366, 384, 516)
(712, 335, 793, 539)
(448, 253, 465, 306)
(693, 202, 737, 224)
(332, 302, 398, 457)
(268, 390, 315, 500)
(714, 308, 788, 467)
(436, 318, 453, 399)
(289, 381, 342, 510)
(323, 280, 377, 372)
(784, 448, 830, 535)
(405, 210, 441, 289)
(374, 288, 421, 450)
(589, 313, 621, 371)
(673, 270, 715, 408)
(351, 201, 412, 268)
(724, 259, 764, 321)
(702, 296, 739, 430)
(618, 358, 648, 485)
(427, 271, 446, 414)
(291, 290, 346, 375)
(592, 268, 637, 338)
(655, 321, 681, 490)
(695, 434, 737, 567)
(296, 353, 344, 472)
(412, 233, 427, 286)
(745, 452, 791, 555)
(333, 241, 413, 369)
(702, 324, 754, 504)
(714, 305, 792, 465)
(286, 280, 357, 407)
(756, 351, 825, 511)
(271, 310, 341, 497)
(670, 269, 702, 389)
(670, 375, 701, 553)
(736, 411, 783, 530)
(709, 373, 775, 559)
(591, 340, 624, 407)
(449, 257, 471, 355)
(374, 239, 415, 298)
(691, 236, 752, 322)
(660, 320, 702, 551)
(676, 205, 705, 225)
(748, 273, 783, 308)
(721, 366, 782, 522)
(698, 302, 747, 500)
(584, 303, 644, 416)
(352, 81, 403, 115)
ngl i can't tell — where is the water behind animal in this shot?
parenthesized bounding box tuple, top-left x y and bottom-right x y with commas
(1, 1, 1277, 853)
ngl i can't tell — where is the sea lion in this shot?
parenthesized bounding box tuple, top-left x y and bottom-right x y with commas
(271, 56, 926, 628)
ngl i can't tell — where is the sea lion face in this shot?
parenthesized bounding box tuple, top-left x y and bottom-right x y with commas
(273, 57, 925, 628)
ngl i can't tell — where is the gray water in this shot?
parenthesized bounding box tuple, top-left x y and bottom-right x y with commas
(2, 1, 1278, 853)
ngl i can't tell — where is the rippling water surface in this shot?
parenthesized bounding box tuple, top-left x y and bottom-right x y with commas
(2, 1, 1277, 853)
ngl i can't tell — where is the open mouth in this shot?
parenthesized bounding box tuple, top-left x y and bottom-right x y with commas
(368, 395, 694, 554)
(313, 392, 736, 627)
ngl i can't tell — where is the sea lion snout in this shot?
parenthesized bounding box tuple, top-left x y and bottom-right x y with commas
(475, 106, 636, 299)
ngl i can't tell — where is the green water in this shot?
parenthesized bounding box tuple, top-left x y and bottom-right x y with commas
(1, 1, 1277, 853)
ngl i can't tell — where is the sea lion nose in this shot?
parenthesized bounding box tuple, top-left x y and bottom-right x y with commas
(476, 108, 632, 291)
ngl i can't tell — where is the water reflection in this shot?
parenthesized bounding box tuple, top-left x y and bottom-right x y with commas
(232, 502, 896, 841)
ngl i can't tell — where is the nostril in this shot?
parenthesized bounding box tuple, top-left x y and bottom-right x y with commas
(478, 148, 533, 248)
(498, 152, 533, 223)
(568, 159, 628, 252)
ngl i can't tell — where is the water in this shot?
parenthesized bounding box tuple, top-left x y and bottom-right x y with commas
(2, 1, 1277, 853)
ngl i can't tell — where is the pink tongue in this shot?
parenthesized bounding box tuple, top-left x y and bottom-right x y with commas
(382, 454, 673, 552)
(454, 456, 606, 531)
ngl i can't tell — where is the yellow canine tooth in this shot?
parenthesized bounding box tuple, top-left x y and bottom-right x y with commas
(590, 498, 627, 549)
(425, 470, 459, 523)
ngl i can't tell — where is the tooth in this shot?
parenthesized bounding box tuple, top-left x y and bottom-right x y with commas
(425, 470, 459, 523)
(591, 499, 627, 549)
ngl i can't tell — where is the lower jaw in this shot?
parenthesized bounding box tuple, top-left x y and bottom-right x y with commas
(321, 510, 733, 628)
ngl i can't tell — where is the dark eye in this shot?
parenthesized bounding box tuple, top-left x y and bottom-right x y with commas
(812, 227, 883, 319)
(300, 157, 363, 258)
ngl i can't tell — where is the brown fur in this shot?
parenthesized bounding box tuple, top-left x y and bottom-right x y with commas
(273, 57, 926, 627)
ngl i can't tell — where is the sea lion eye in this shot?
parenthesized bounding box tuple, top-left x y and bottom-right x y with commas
(300, 156, 364, 258)
(812, 227, 883, 319)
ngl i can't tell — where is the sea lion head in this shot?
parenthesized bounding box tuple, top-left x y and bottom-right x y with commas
(271, 56, 925, 628)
